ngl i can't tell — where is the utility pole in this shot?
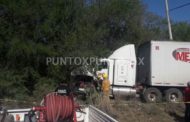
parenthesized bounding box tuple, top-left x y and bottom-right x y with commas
(165, 0, 173, 40)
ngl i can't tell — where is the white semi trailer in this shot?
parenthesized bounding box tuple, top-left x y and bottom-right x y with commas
(97, 40, 190, 102)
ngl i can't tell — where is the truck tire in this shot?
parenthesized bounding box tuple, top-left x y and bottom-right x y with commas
(164, 88, 183, 102)
(143, 87, 162, 102)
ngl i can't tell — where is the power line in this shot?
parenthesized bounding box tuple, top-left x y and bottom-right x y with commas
(170, 2, 190, 12)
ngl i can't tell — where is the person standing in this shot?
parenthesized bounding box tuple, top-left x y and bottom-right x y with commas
(101, 73, 110, 96)
(96, 73, 103, 92)
(184, 82, 190, 122)
(100, 73, 112, 113)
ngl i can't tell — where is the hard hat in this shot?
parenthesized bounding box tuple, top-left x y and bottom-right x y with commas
(102, 73, 108, 79)
(187, 81, 190, 87)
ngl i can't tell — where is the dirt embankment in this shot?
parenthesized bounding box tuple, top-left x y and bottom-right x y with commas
(106, 100, 185, 122)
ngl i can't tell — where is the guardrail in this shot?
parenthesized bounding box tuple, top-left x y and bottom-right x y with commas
(88, 105, 118, 122)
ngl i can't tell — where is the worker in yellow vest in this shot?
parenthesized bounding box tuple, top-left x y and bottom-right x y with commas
(100, 73, 111, 112)
(101, 73, 110, 96)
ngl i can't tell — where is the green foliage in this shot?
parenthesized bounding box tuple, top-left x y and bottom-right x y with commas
(142, 12, 168, 42)
(0, 70, 29, 100)
(33, 77, 56, 100)
(173, 22, 190, 41)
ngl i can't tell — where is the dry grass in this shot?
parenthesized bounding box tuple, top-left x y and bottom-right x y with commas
(110, 99, 185, 122)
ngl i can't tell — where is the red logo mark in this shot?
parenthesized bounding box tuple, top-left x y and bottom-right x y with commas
(173, 48, 190, 63)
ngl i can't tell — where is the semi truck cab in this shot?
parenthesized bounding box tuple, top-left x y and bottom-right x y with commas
(97, 44, 137, 97)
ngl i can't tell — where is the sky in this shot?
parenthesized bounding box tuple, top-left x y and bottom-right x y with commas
(142, 0, 190, 22)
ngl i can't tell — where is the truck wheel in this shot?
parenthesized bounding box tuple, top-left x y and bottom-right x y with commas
(165, 88, 183, 102)
(143, 88, 162, 102)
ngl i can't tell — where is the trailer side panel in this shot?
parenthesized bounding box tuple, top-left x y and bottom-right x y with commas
(151, 41, 190, 87)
